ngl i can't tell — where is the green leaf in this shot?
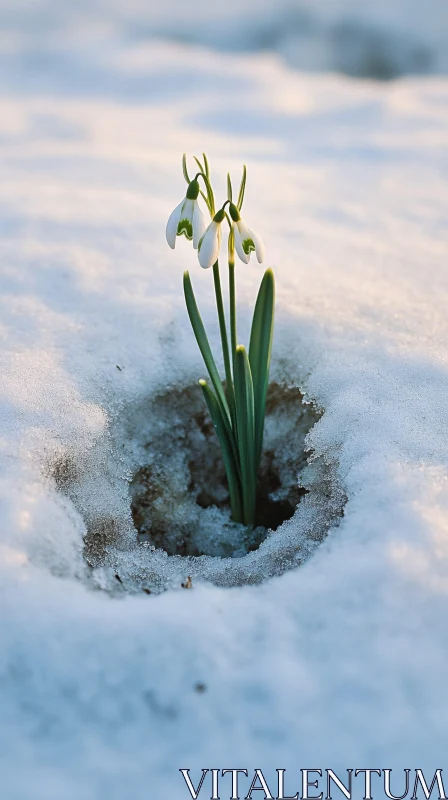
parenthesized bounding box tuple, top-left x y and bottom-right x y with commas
(234, 345, 256, 526)
(183, 271, 231, 429)
(194, 156, 215, 214)
(193, 155, 205, 175)
(237, 164, 247, 211)
(204, 175, 215, 217)
(199, 189, 209, 208)
(199, 380, 243, 523)
(249, 268, 275, 472)
(182, 153, 190, 184)
(227, 172, 233, 202)
(195, 164, 214, 217)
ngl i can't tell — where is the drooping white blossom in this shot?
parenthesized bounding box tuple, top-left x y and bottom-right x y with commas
(229, 203, 265, 264)
(197, 209, 225, 269)
(166, 180, 206, 250)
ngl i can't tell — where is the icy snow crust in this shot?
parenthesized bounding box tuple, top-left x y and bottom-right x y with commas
(1, 26, 448, 800)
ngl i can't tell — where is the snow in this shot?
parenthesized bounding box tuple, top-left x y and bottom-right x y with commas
(1, 1, 448, 797)
(2, 0, 448, 80)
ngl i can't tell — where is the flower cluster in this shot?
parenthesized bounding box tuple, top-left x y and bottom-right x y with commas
(166, 157, 265, 270)
(164, 154, 274, 528)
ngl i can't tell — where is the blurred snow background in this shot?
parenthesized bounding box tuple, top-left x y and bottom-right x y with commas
(1, 0, 448, 798)
(2, 0, 448, 80)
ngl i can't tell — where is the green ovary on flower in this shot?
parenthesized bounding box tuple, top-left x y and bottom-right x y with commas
(177, 218, 193, 240)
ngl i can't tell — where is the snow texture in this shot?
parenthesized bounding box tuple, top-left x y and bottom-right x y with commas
(1, 1, 448, 797)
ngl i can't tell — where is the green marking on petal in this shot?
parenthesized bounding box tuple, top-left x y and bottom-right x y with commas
(177, 218, 193, 240)
(242, 238, 256, 256)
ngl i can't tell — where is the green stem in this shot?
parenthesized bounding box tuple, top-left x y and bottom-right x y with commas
(212, 262, 242, 484)
(229, 260, 237, 365)
(199, 380, 243, 523)
(212, 260, 235, 413)
(228, 258, 239, 457)
(183, 271, 231, 428)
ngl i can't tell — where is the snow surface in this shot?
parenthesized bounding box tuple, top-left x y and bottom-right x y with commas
(1, 3, 448, 798)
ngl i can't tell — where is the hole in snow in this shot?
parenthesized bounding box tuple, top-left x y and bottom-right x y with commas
(128, 383, 311, 559)
(51, 379, 346, 594)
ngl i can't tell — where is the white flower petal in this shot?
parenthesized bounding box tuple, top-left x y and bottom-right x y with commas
(233, 222, 250, 264)
(198, 221, 221, 269)
(192, 201, 207, 249)
(234, 218, 265, 264)
(177, 198, 195, 240)
(181, 198, 194, 221)
(166, 199, 185, 249)
(249, 226, 265, 263)
(237, 219, 255, 261)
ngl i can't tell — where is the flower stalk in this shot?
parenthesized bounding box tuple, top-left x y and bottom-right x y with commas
(167, 154, 274, 527)
(228, 231, 238, 368)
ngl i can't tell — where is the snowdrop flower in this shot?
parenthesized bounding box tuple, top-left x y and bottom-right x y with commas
(166, 179, 206, 250)
(198, 208, 225, 269)
(229, 203, 265, 264)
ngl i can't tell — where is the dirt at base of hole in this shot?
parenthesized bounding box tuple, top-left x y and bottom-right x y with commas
(127, 382, 319, 559)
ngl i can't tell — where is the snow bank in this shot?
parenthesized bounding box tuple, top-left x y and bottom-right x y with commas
(0, 21, 448, 800)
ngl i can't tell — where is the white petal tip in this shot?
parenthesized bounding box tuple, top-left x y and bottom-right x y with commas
(197, 221, 220, 269)
(166, 199, 186, 251)
(198, 250, 214, 269)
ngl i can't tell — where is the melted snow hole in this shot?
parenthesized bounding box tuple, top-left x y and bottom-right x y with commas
(52, 382, 346, 594)
(127, 383, 311, 559)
